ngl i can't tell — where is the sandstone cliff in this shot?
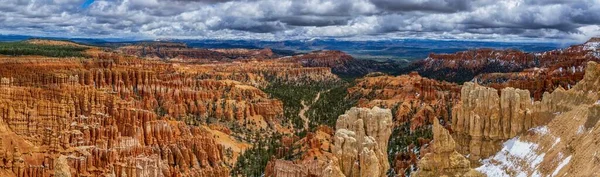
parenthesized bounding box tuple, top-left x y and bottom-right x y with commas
(412, 118, 483, 177)
(475, 61, 600, 176)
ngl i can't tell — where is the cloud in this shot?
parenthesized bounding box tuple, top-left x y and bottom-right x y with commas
(0, 0, 597, 42)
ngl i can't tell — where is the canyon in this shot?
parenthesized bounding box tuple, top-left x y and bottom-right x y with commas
(0, 37, 599, 177)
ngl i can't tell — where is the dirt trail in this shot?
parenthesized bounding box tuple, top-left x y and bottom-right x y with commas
(299, 90, 326, 131)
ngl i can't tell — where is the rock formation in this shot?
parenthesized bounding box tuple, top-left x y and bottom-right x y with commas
(349, 73, 460, 129)
(411, 38, 600, 99)
(452, 66, 596, 162)
(412, 118, 484, 177)
(323, 107, 393, 177)
(476, 61, 600, 176)
(264, 107, 393, 177)
(347, 73, 460, 174)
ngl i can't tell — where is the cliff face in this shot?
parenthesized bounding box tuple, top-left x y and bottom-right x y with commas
(476, 61, 600, 176)
(323, 107, 393, 177)
(452, 63, 598, 163)
(0, 57, 245, 176)
(412, 118, 483, 177)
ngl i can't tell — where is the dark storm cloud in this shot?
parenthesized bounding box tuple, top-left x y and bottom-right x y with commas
(0, 0, 598, 41)
(369, 0, 474, 13)
(277, 16, 350, 27)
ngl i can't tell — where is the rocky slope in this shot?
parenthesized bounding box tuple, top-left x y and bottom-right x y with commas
(410, 38, 600, 100)
(475, 61, 600, 176)
(412, 118, 483, 177)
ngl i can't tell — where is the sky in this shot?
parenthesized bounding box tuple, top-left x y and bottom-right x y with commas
(0, 0, 599, 42)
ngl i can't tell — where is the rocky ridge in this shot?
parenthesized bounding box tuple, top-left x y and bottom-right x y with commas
(411, 39, 600, 100)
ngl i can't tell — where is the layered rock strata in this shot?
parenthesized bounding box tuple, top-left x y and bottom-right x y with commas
(412, 118, 483, 177)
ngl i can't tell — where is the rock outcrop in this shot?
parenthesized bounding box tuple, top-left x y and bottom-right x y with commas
(452, 66, 596, 162)
(476, 61, 600, 176)
(324, 107, 393, 177)
(412, 118, 483, 177)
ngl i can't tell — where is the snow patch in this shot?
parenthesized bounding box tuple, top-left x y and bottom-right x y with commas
(531, 126, 549, 135)
(551, 155, 572, 177)
(584, 42, 600, 51)
(577, 125, 585, 134)
(476, 137, 545, 177)
(551, 138, 561, 149)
